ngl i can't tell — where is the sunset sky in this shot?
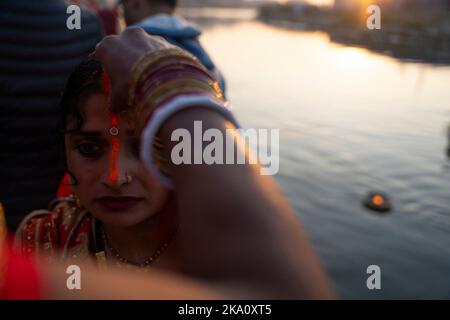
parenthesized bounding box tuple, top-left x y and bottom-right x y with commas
(274, 0, 380, 8)
(275, 0, 335, 6)
(306, 0, 334, 5)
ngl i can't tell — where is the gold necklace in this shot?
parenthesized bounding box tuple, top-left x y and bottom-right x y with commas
(101, 227, 177, 268)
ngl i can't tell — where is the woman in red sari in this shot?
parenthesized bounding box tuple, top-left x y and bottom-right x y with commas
(15, 57, 180, 272)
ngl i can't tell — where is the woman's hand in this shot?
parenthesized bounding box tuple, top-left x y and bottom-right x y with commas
(94, 27, 173, 113)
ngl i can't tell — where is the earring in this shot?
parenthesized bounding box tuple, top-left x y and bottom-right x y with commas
(125, 174, 133, 184)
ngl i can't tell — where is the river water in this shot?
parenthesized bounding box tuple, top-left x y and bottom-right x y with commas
(181, 7, 450, 298)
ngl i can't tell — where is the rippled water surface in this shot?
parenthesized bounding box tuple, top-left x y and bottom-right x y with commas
(182, 8, 450, 298)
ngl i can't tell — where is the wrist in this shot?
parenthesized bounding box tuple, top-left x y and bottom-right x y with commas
(128, 48, 233, 187)
(140, 94, 239, 188)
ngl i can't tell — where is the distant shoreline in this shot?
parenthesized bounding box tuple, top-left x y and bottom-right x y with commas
(258, 4, 450, 65)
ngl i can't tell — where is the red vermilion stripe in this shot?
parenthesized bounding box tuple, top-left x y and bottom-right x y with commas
(109, 136, 120, 183)
(101, 71, 112, 95)
(102, 72, 121, 184)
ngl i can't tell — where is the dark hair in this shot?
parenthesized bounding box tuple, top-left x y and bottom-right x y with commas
(60, 57, 104, 134)
(59, 57, 104, 185)
(148, 0, 178, 10)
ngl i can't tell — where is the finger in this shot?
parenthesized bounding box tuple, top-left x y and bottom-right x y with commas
(94, 34, 118, 64)
(124, 28, 172, 52)
(122, 26, 153, 48)
(150, 35, 176, 50)
(122, 26, 147, 36)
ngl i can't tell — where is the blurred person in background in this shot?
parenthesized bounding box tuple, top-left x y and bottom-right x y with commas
(70, 0, 123, 35)
(118, 0, 226, 95)
(0, 0, 103, 230)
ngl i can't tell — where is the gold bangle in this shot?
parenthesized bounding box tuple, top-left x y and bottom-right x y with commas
(134, 76, 221, 130)
(128, 48, 207, 108)
(135, 85, 210, 136)
(136, 69, 216, 102)
(142, 76, 222, 105)
(129, 54, 207, 108)
(135, 81, 218, 129)
(143, 78, 220, 105)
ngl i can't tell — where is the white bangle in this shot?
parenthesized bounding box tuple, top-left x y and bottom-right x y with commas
(140, 94, 240, 188)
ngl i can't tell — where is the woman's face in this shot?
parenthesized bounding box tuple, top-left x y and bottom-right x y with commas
(65, 92, 169, 228)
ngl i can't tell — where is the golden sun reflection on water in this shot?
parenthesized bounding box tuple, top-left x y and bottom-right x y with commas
(200, 20, 450, 130)
(305, 0, 334, 6)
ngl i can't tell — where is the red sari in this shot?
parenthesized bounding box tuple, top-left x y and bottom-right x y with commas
(15, 196, 95, 263)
